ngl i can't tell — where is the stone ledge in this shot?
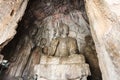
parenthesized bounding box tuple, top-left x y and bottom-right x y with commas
(34, 55, 91, 80)
(35, 63, 90, 80)
(40, 54, 86, 64)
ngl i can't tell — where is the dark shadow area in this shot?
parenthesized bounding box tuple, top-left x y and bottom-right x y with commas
(84, 35, 102, 80)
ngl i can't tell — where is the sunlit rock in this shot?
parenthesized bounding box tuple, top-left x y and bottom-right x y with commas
(0, 0, 28, 51)
(85, 0, 120, 80)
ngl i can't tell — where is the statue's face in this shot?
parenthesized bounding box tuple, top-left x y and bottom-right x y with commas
(40, 38, 47, 46)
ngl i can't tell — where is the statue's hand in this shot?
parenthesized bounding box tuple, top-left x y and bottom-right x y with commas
(51, 39, 59, 46)
(48, 39, 59, 56)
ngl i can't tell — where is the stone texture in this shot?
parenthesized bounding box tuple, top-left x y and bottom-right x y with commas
(34, 10, 90, 53)
(2, 2, 91, 79)
(85, 0, 120, 80)
(0, 0, 103, 80)
(0, 54, 4, 64)
(22, 46, 41, 78)
(4, 36, 33, 78)
(34, 54, 91, 80)
(84, 35, 102, 80)
(2, 0, 120, 80)
(0, 0, 28, 51)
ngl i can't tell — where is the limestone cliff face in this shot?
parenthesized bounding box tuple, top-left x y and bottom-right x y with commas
(85, 0, 120, 80)
(0, 0, 28, 51)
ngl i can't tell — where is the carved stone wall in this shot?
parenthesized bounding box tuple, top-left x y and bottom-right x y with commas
(1, 1, 91, 79)
(33, 11, 90, 53)
(0, 0, 102, 80)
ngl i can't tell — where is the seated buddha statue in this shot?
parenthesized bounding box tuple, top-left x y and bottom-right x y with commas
(49, 23, 79, 57)
(35, 23, 91, 80)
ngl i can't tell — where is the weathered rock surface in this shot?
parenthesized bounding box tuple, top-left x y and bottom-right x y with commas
(0, 54, 4, 64)
(34, 54, 91, 80)
(0, 0, 28, 51)
(84, 35, 102, 80)
(34, 10, 90, 53)
(22, 46, 41, 79)
(5, 36, 33, 77)
(85, 0, 120, 80)
(0, 0, 102, 80)
(1, 0, 120, 80)
(4, 10, 90, 79)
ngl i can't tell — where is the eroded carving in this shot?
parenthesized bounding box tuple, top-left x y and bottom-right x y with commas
(40, 38, 48, 55)
(34, 23, 91, 80)
(48, 23, 79, 57)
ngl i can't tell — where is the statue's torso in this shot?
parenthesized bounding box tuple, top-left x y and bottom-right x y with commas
(55, 38, 69, 57)
(54, 37, 78, 57)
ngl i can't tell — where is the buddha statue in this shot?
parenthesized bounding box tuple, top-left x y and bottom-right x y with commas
(34, 24, 91, 80)
(49, 23, 79, 57)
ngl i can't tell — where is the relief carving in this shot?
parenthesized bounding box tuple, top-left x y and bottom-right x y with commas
(34, 23, 91, 80)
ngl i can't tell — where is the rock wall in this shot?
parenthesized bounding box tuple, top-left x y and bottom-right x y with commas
(85, 0, 120, 80)
(1, 1, 91, 79)
(0, 0, 103, 80)
(1, 0, 120, 79)
(0, 0, 28, 51)
(4, 10, 90, 79)
(33, 11, 90, 53)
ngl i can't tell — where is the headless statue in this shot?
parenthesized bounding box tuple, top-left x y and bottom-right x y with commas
(49, 23, 79, 57)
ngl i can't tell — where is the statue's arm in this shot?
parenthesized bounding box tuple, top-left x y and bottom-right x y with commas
(48, 39, 59, 56)
(69, 38, 79, 55)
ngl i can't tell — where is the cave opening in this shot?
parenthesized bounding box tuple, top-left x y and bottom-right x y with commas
(1, 0, 102, 80)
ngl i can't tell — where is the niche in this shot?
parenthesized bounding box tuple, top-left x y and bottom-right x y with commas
(1, 0, 102, 80)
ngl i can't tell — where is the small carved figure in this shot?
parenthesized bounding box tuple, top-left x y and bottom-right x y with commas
(40, 38, 48, 55)
(40, 38, 47, 48)
(22, 46, 41, 79)
(49, 23, 79, 57)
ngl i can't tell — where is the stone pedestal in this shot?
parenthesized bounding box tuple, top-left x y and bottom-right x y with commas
(34, 54, 91, 80)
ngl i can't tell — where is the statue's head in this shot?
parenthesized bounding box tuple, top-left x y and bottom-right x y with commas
(40, 38, 47, 47)
(60, 23, 69, 38)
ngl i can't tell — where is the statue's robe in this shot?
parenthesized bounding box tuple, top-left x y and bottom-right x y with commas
(49, 37, 79, 57)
